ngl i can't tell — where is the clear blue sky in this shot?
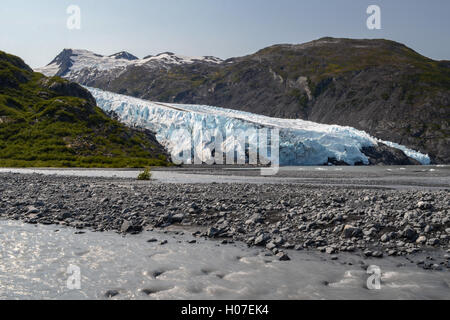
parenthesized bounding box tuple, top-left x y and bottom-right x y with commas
(1, 0, 449, 68)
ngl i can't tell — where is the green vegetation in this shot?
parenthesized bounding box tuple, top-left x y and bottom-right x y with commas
(0, 50, 170, 168)
(289, 89, 309, 110)
(255, 38, 450, 100)
(137, 167, 152, 180)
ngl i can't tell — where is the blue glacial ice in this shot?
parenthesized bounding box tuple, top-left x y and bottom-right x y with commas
(87, 87, 431, 166)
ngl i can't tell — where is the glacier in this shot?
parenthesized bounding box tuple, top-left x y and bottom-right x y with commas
(87, 87, 431, 166)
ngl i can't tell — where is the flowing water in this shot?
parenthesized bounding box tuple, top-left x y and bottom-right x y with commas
(0, 220, 448, 300)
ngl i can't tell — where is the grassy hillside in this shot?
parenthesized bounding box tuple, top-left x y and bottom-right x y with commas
(0, 50, 169, 168)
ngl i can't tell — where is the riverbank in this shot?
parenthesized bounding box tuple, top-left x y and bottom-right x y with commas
(0, 171, 448, 269)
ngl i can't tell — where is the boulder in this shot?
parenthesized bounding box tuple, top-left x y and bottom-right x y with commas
(343, 225, 362, 238)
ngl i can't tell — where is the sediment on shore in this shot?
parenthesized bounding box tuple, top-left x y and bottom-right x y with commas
(0, 173, 449, 269)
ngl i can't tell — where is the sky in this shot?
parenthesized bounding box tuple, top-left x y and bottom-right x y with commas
(1, 0, 449, 68)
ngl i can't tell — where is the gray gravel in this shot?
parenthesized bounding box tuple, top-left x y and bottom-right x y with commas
(0, 172, 449, 269)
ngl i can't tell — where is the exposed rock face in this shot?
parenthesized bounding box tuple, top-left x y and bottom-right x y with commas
(46, 49, 75, 77)
(38, 38, 450, 163)
(109, 51, 138, 61)
(362, 143, 421, 165)
(39, 77, 97, 106)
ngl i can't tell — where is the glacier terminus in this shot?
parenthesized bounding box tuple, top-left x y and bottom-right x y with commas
(87, 87, 431, 167)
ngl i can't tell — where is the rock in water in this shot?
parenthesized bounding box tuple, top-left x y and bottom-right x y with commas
(276, 252, 291, 261)
(207, 227, 221, 238)
(121, 221, 142, 234)
(105, 290, 119, 298)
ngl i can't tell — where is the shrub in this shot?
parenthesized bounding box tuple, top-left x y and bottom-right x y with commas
(137, 167, 152, 180)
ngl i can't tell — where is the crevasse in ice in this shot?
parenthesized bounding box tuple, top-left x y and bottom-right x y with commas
(87, 87, 431, 166)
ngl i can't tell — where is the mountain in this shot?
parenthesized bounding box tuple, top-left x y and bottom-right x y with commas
(0, 50, 169, 168)
(88, 86, 428, 166)
(35, 49, 223, 83)
(36, 38, 450, 163)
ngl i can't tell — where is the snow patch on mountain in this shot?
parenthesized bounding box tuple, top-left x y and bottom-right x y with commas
(139, 52, 223, 66)
(35, 63, 61, 78)
(86, 87, 431, 166)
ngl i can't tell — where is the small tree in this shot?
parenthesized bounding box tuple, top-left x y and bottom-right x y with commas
(137, 167, 152, 180)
